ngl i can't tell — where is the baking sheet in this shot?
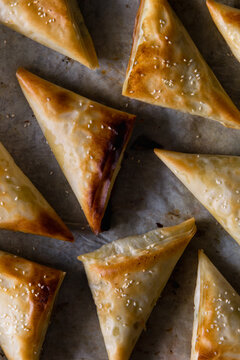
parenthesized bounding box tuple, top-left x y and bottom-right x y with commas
(0, 0, 240, 359)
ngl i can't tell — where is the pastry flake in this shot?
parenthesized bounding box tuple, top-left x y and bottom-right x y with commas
(207, 0, 240, 63)
(122, 0, 240, 129)
(191, 250, 240, 360)
(0, 0, 98, 69)
(78, 218, 196, 360)
(0, 142, 73, 241)
(154, 149, 240, 245)
(0, 250, 65, 360)
(16, 68, 136, 234)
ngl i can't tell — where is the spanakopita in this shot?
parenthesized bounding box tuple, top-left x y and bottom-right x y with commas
(207, 0, 240, 63)
(0, 0, 98, 69)
(79, 218, 196, 360)
(155, 149, 240, 246)
(122, 0, 240, 129)
(0, 142, 73, 241)
(17, 68, 136, 234)
(191, 251, 240, 359)
(0, 250, 65, 360)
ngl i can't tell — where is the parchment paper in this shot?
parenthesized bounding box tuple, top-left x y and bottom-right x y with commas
(0, 0, 239, 359)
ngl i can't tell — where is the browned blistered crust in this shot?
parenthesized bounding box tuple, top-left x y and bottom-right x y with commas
(0, 0, 98, 69)
(16, 68, 136, 234)
(154, 148, 240, 245)
(0, 250, 65, 360)
(85, 112, 135, 234)
(90, 234, 194, 282)
(123, 0, 240, 129)
(79, 219, 196, 360)
(0, 210, 73, 242)
(0, 142, 73, 242)
(191, 251, 240, 360)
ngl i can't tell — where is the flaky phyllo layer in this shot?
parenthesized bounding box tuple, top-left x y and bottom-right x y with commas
(17, 68, 136, 234)
(0, 0, 98, 68)
(155, 149, 240, 245)
(79, 218, 196, 360)
(123, 0, 240, 129)
(0, 250, 65, 360)
(0, 142, 73, 241)
(191, 251, 240, 360)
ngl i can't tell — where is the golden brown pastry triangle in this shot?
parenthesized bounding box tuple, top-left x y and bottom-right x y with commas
(17, 68, 136, 234)
(122, 0, 240, 129)
(191, 250, 240, 359)
(0, 0, 98, 69)
(0, 142, 73, 241)
(207, 0, 240, 63)
(0, 250, 65, 360)
(154, 149, 240, 245)
(78, 218, 196, 360)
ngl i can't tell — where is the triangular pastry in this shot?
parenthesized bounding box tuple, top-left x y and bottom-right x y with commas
(17, 68, 136, 234)
(78, 218, 196, 360)
(207, 0, 240, 63)
(0, 142, 73, 241)
(191, 250, 240, 359)
(0, 249, 65, 360)
(122, 0, 240, 129)
(154, 149, 240, 245)
(0, 0, 98, 69)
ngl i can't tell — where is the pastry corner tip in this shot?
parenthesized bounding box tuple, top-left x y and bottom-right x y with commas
(183, 217, 197, 237)
(16, 66, 26, 79)
(65, 233, 75, 242)
(187, 217, 196, 227)
(16, 67, 33, 86)
(198, 249, 205, 259)
(86, 57, 100, 71)
(154, 148, 161, 156)
(206, 0, 214, 7)
(154, 148, 170, 159)
(89, 63, 99, 71)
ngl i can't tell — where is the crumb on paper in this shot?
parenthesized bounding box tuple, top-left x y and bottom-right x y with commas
(24, 120, 31, 128)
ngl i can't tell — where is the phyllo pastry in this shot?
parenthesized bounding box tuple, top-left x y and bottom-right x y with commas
(78, 218, 196, 360)
(191, 250, 240, 360)
(122, 0, 240, 129)
(0, 250, 65, 360)
(0, 0, 98, 69)
(0, 142, 73, 241)
(154, 149, 240, 246)
(207, 0, 240, 63)
(17, 68, 136, 234)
